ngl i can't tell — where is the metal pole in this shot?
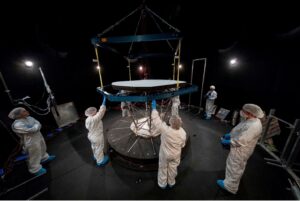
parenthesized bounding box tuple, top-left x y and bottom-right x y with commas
(128, 60, 131, 81)
(188, 58, 206, 110)
(39, 67, 51, 95)
(270, 115, 294, 128)
(0, 174, 43, 196)
(172, 56, 176, 80)
(27, 187, 48, 200)
(286, 167, 300, 187)
(39, 67, 59, 117)
(94, 47, 103, 88)
(281, 119, 300, 161)
(176, 40, 182, 88)
(260, 109, 276, 144)
(287, 130, 300, 167)
(258, 143, 281, 162)
(198, 58, 207, 113)
(188, 60, 195, 110)
(0, 71, 14, 105)
(97, 68, 102, 85)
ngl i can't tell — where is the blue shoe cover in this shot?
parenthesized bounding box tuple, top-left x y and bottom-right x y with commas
(224, 133, 231, 140)
(34, 168, 47, 176)
(217, 180, 225, 190)
(217, 180, 235, 194)
(96, 155, 109, 167)
(41, 155, 56, 163)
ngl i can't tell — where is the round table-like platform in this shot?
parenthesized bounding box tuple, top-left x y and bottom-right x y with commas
(107, 116, 160, 160)
(107, 114, 190, 171)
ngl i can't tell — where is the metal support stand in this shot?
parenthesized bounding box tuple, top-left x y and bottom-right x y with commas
(0, 71, 14, 105)
(198, 58, 207, 114)
(287, 131, 300, 170)
(258, 109, 300, 189)
(259, 109, 276, 144)
(280, 119, 300, 161)
(188, 58, 206, 113)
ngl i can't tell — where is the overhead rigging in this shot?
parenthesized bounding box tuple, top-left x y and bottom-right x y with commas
(91, 3, 183, 87)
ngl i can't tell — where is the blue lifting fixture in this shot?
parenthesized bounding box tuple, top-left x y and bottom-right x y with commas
(92, 33, 182, 45)
(96, 85, 198, 102)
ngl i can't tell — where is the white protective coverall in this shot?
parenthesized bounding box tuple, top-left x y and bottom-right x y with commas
(224, 118, 262, 194)
(85, 105, 106, 163)
(121, 101, 131, 117)
(151, 110, 186, 187)
(205, 90, 217, 118)
(171, 96, 180, 116)
(12, 116, 49, 174)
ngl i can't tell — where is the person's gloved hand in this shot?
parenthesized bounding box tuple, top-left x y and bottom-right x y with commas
(26, 124, 34, 129)
(151, 100, 156, 110)
(222, 133, 231, 140)
(102, 96, 106, 106)
(221, 139, 231, 146)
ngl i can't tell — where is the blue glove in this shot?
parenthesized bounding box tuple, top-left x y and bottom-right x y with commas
(223, 133, 231, 140)
(26, 124, 33, 128)
(151, 100, 156, 110)
(102, 96, 106, 106)
(221, 139, 231, 146)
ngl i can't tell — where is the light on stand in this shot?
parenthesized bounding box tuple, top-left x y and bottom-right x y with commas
(23, 60, 59, 117)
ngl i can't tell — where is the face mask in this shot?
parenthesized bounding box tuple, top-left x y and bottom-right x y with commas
(240, 110, 247, 121)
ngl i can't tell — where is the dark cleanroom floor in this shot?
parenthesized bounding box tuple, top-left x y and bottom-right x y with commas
(0, 108, 294, 200)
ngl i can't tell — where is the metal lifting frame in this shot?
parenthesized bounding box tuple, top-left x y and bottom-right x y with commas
(91, 3, 182, 83)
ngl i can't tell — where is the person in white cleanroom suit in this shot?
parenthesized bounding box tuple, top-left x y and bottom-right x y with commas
(171, 95, 180, 116)
(121, 101, 131, 117)
(217, 103, 264, 194)
(151, 100, 186, 189)
(168, 88, 180, 116)
(9, 107, 56, 176)
(85, 96, 109, 166)
(120, 90, 131, 117)
(205, 85, 217, 119)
